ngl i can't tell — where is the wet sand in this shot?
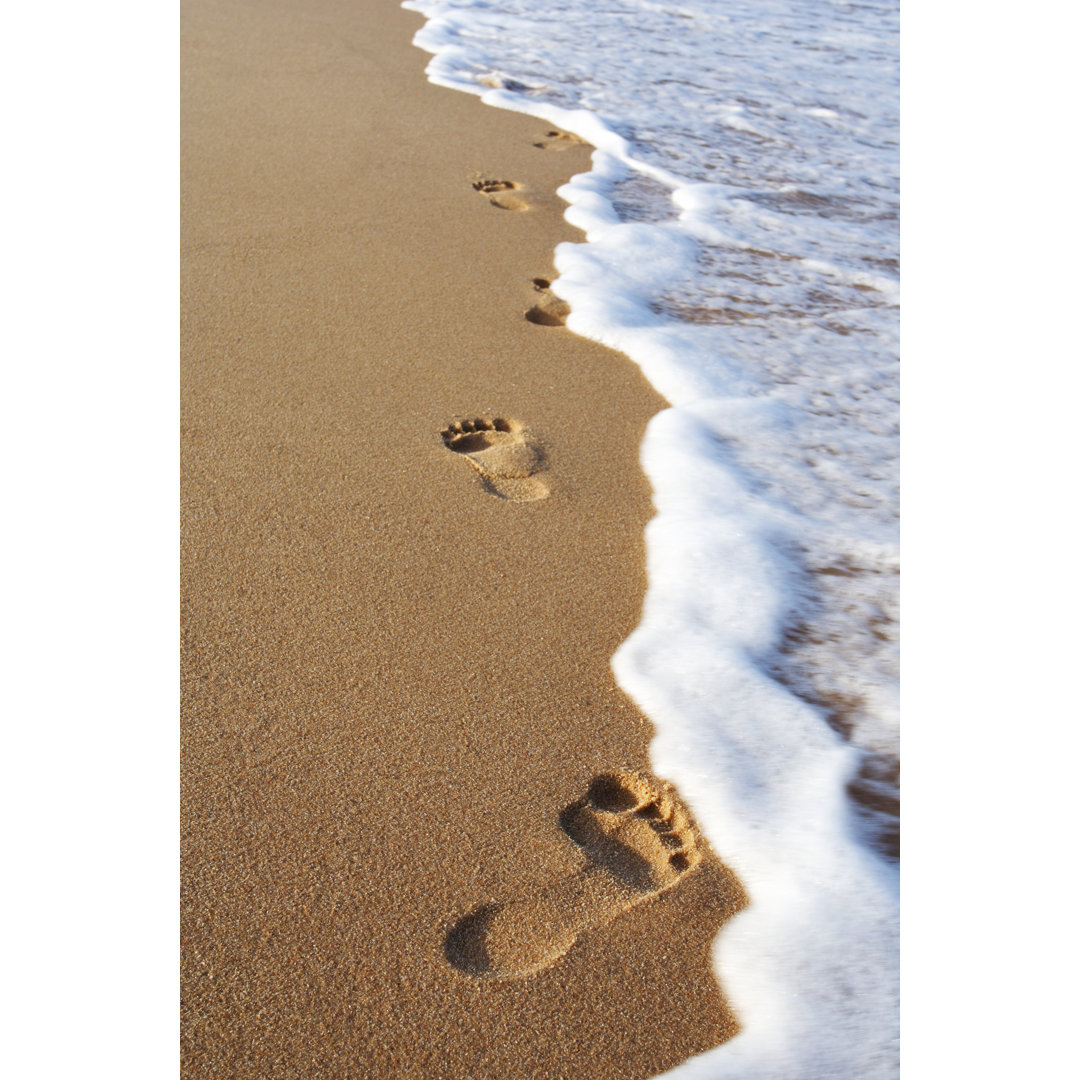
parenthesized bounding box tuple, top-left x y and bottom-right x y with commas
(181, 0, 745, 1076)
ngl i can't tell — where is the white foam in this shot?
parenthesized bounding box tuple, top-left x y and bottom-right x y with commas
(402, 1, 899, 1076)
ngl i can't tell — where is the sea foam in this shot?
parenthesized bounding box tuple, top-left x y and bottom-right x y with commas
(402, 1, 899, 1075)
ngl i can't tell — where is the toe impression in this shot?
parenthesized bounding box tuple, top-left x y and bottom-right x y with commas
(440, 417, 549, 502)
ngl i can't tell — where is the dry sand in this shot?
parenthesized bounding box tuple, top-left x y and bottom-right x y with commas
(181, 0, 746, 1076)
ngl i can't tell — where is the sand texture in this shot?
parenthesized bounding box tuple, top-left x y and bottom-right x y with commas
(181, 1, 745, 1076)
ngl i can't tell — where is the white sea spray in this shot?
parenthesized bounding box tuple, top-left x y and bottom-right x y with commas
(402, 1, 900, 1075)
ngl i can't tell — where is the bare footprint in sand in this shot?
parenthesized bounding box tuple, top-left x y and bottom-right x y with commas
(441, 417, 548, 502)
(472, 177, 529, 211)
(525, 277, 571, 327)
(445, 769, 702, 979)
(532, 129, 587, 152)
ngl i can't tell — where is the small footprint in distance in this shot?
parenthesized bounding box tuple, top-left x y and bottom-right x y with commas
(444, 769, 703, 979)
(532, 129, 587, 152)
(525, 278, 570, 327)
(441, 417, 549, 502)
(476, 73, 529, 92)
(472, 177, 529, 211)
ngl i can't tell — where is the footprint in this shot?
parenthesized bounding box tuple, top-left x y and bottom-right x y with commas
(445, 769, 703, 979)
(476, 73, 528, 92)
(472, 177, 529, 211)
(525, 277, 570, 327)
(440, 417, 549, 502)
(532, 129, 586, 152)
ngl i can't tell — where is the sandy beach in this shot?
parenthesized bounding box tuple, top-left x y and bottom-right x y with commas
(181, 0, 745, 1075)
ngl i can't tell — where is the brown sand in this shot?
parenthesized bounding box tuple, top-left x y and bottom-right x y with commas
(181, 1, 745, 1076)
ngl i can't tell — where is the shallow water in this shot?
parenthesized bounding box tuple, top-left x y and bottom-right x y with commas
(402, 0, 899, 1075)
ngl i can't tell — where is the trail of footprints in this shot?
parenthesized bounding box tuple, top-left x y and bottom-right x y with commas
(452, 127, 589, 497)
(441, 417, 549, 502)
(445, 131, 701, 978)
(445, 769, 703, 979)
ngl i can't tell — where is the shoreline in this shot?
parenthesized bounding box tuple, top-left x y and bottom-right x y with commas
(181, 0, 744, 1076)
(403, 8, 900, 1077)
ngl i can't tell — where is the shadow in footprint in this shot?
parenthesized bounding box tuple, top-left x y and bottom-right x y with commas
(445, 769, 705, 979)
(526, 278, 570, 327)
(472, 177, 529, 211)
(444, 904, 502, 977)
(441, 417, 548, 502)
